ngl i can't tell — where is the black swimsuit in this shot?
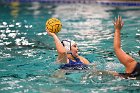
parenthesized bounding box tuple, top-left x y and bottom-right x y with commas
(119, 62, 140, 78)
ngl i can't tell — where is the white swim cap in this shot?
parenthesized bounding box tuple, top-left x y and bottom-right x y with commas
(61, 40, 76, 51)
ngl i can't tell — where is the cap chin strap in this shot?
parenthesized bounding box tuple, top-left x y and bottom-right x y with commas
(67, 51, 72, 54)
(67, 51, 77, 60)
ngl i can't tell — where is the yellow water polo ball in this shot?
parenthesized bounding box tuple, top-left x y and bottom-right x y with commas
(46, 18, 62, 33)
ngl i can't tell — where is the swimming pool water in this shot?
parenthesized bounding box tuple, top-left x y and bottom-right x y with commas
(0, 2, 140, 93)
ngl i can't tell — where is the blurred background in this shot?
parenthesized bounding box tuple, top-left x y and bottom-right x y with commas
(0, 0, 140, 93)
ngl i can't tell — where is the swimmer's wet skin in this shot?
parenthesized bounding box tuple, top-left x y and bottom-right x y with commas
(113, 16, 140, 80)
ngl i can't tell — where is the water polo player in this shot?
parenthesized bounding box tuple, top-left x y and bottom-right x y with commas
(46, 28, 90, 70)
(113, 16, 140, 79)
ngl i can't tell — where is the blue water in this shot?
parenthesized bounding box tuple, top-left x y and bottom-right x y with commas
(0, 2, 140, 93)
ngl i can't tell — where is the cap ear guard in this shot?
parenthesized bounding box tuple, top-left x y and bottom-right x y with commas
(61, 39, 76, 52)
(61, 40, 71, 51)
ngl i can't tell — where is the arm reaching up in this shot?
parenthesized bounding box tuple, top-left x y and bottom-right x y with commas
(113, 16, 137, 73)
(46, 29, 67, 63)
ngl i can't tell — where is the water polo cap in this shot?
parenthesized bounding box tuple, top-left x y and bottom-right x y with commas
(61, 40, 76, 51)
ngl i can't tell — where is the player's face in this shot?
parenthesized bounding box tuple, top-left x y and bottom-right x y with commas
(71, 44, 79, 57)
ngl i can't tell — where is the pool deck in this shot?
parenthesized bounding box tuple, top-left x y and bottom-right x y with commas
(2, 0, 140, 6)
(96, 0, 140, 6)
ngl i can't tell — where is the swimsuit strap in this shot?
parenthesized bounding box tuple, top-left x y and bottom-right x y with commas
(69, 58, 83, 65)
(130, 62, 140, 77)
